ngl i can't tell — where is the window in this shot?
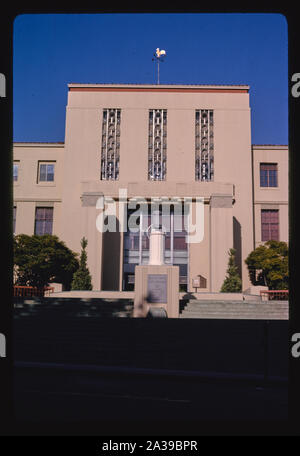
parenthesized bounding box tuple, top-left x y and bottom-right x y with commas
(101, 108, 121, 180)
(195, 110, 214, 181)
(13, 162, 19, 182)
(261, 209, 279, 241)
(13, 206, 16, 234)
(34, 207, 53, 235)
(148, 109, 167, 181)
(123, 203, 188, 291)
(260, 163, 278, 187)
(38, 162, 55, 182)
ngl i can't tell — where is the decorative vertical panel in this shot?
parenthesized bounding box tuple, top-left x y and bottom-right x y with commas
(101, 108, 121, 180)
(195, 109, 214, 181)
(148, 109, 167, 181)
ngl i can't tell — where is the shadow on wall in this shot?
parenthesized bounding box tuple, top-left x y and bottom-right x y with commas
(101, 216, 120, 291)
(233, 216, 242, 278)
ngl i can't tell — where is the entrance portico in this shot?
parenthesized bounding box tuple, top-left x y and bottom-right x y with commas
(80, 180, 234, 294)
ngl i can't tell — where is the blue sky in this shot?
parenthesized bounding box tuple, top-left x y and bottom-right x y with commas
(13, 13, 288, 144)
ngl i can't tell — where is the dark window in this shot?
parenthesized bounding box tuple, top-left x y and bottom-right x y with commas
(39, 163, 55, 182)
(13, 163, 19, 181)
(34, 207, 53, 235)
(260, 163, 278, 187)
(261, 209, 279, 241)
(13, 206, 16, 234)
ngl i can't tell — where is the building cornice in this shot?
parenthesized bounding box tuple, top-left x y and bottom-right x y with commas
(254, 200, 288, 205)
(13, 198, 62, 203)
(13, 142, 64, 148)
(68, 83, 250, 94)
(252, 145, 288, 150)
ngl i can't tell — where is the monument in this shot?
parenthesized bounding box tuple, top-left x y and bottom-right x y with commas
(133, 223, 180, 318)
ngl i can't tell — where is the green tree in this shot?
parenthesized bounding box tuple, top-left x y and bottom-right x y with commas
(71, 237, 93, 290)
(245, 240, 288, 290)
(14, 234, 79, 290)
(220, 248, 242, 292)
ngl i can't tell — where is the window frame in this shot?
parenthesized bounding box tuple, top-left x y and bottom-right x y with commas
(261, 209, 279, 242)
(37, 161, 55, 184)
(13, 161, 19, 182)
(259, 163, 278, 188)
(34, 206, 54, 236)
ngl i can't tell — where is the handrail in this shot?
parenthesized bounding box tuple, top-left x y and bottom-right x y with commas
(13, 285, 54, 297)
(260, 290, 288, 301)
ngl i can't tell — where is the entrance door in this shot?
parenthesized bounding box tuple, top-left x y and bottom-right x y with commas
(122, 203, 188, 291)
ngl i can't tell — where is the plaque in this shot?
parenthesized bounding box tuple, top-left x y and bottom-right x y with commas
(147, 274, 168, 303)
(192, 278, 200, 288)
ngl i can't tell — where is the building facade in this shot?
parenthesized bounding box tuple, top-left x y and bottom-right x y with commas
(13, 84, 288, 293)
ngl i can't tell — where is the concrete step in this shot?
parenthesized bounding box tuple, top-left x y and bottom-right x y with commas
(181, 307, 289, 313)
(180, 299, 288, 320)
(182, 301, 288, 308)
(182, 306, 288, 313)
(181, 305, 289, 311)
(180, 314, 288, 320)
(184, 300, 288, 305)
(180, 310, 289, 317)
(184, 302, 288, 308)
(186, 299, 252, 302)
(180, 309, 288, 316)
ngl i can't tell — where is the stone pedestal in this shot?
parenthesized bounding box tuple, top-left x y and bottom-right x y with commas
(133, 264, 179, 318)
(149, 228, 165, 265)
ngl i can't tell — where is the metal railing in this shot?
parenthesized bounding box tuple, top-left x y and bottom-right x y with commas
(260, 290, 289, 301)
(13, 286, 54, 298)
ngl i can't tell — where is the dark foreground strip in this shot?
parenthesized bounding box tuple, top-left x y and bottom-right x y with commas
(14, 360, 287, 385)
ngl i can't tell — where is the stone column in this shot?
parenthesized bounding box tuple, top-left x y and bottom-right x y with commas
(210, 194, 233, 292)
(81, 192, 104, 290)
(149, 229, 165, 265)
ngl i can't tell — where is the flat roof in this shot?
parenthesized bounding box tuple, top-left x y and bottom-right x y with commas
(14, 142, 287, 147)
(13, 142, 288, 149)
(252, 145, 288, 149)
(68, 83, 250, 94)
(14, 142, 64, 147)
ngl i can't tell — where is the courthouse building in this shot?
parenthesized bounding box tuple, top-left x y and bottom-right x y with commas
(13, 83, 288, 293)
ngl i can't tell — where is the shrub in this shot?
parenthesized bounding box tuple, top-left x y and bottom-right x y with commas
(220, 248, 242, 292)
(71, 237, 93, 290)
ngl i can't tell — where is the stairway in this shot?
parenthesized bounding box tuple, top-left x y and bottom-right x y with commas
(179, 300, 289, 320)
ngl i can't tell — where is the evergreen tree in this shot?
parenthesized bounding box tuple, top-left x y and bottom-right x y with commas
(220, 248, 242, 292)
(71, 237, 93, 290)
(13, 234, 79, 290)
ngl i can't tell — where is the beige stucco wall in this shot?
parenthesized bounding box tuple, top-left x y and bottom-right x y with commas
(63, 85, 251, 290)
(214, 108, 253, 288)
(188, 202, 210, 291)
(13, 143, 64, 239)
(12, 84, 288, 294)
(252, 145, 288, 246)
